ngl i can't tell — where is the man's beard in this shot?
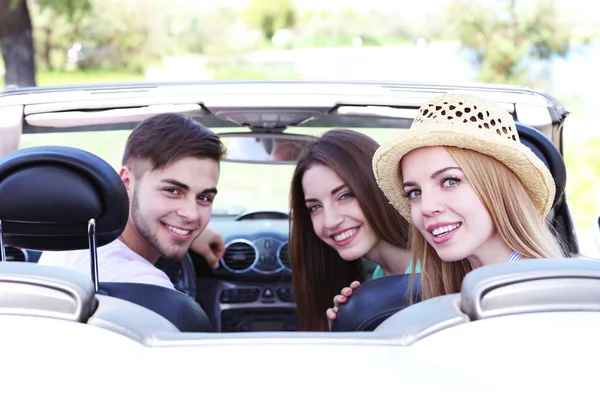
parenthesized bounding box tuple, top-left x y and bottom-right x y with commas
(130, 191, 190, 262)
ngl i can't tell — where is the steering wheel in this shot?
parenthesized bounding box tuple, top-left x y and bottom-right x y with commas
(235, 210, 289, 221)
(155, 253, 197, 299)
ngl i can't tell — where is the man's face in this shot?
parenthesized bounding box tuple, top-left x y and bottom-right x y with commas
(124, 157, 220, 261)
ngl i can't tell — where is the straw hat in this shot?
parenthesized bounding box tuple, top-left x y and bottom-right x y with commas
(372, 93, 556, 222)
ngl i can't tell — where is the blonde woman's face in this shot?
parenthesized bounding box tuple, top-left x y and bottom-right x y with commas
(401, 146, 505, 265)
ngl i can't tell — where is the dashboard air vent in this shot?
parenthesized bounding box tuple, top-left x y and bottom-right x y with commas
(277, 242, 290, 270)
(222, 240, 258, 273)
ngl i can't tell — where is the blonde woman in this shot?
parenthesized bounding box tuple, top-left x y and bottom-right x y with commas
(372, 92, 566, 300)
(331, 93, 565, 310)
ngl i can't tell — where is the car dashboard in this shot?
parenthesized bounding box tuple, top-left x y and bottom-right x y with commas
(167, 211, 298, 333)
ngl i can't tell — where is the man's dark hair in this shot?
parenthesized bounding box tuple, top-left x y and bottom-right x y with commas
(122, 113, 226, 175)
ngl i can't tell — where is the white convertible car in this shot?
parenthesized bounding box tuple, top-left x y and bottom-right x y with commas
(0, 81, 598, 399)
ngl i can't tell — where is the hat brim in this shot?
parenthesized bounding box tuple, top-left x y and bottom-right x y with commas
(372, 124, 556, 222)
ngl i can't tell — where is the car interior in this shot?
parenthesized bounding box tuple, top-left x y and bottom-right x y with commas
(0, 81, 588, 336)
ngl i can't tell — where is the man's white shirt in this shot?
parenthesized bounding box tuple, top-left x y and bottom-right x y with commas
(37, 238, 174, 289)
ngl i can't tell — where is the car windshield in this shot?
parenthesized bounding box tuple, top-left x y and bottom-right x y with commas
(18, 124, 408, 215)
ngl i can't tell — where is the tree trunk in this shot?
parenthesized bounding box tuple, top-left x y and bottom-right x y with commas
(42, 27, 53, 71)
(0, 0, 37, 88)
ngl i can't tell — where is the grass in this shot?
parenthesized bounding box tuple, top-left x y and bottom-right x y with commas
(211, 66, 301, 80)
(37, 70, 146, 86)
(1, 67, 298, 90)
(564, 137, 600, 229)
(0, 70, 146, 89)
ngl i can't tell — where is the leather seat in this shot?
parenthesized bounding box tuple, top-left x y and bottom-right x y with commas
(0, 145, 213, 332)
(330, 273, 421, 332)
(331, 122, 567, 332)
(99, 282, 212, 332)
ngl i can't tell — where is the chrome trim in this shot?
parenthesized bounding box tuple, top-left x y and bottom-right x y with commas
(253, 265, 285, 275)
(19, 247, 28, 262)
(88, 218, 99, 293)
(253, 236, 285, 275)
(0, 220, 5, 262)
(221, 239, 259, 274)
(276, 241, 291, 272)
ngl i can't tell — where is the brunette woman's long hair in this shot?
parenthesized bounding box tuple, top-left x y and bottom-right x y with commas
(289, 129, 411, 331)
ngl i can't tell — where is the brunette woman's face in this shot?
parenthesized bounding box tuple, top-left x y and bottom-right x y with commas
(302, 164, 378, 261)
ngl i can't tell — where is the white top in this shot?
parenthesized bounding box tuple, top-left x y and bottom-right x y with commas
(37, 239, 175, 289)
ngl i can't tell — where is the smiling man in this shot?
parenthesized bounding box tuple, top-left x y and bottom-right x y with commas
(38, 113, 226, 289)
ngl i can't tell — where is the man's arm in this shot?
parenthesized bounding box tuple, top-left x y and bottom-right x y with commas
(190, 226, 225, 269)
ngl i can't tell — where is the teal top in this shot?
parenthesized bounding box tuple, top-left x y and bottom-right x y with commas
(371, 261, 421, 279)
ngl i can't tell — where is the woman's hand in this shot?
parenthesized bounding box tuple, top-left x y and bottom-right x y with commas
(326, 281, 361, 330)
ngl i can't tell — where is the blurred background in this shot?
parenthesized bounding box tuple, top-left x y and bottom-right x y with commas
(1, 0, 599, 237)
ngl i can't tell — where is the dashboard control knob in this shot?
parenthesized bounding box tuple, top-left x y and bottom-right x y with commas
(236, 321, 251, 332)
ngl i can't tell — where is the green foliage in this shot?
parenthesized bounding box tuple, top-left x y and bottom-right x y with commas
(37, 0, 91, 20)
(28, 1, 266, 73)
(564, 136, 600, 228)
(30, 0, 177, 72)
(243, 0, 298, 40)
(30, 2, 79, 70)
(173, 6, 263, 58)
(446, 0, 575, 84)
(288, 8, 413, 48)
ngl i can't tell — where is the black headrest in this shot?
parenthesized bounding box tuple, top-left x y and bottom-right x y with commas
(515, 121, 566, 207)
(331, 273, 421, 332)
(0, 146, 129, 251)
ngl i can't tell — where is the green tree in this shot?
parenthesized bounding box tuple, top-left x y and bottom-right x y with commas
(61, 0, 174, 72)
(243, 0, 297, 40)
(446, 0, 576, 85)
(0, 0, 90, 88)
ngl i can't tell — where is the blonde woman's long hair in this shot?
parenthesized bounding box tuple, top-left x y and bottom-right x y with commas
(407, 147, 566, 301)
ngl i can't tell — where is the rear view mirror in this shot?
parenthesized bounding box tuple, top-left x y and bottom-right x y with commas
(218, 133, 315, 164)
